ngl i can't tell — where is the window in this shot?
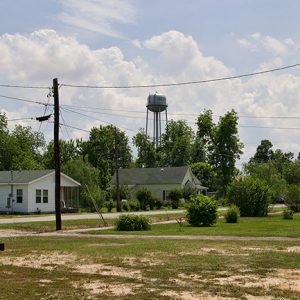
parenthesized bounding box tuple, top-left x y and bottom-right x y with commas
(16, 189, 23, 203)
(163, 190, 170, 201)
(36, 189, 41, 203)
(43, 190, 48, 203)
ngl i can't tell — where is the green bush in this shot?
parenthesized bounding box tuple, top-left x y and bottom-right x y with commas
(128, 199, 140, 211)
(105, 199, 115, 212)
(115, 214, 151, 231)
(224, 205, 239, 223)
(136, 188, 154, 210)
(122, 201, 129, 212)
(285, 184, 300, 212)
(182, 186, 198, 202)
(227, 177, 271, 217)
(186, 194, 218, 227)
(153, 196, 163, 209)
(169, 188, 182, 209)
(282, 209, 293, 220)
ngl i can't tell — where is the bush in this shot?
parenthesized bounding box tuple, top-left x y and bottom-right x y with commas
(153, 196, 163, 209)
(136, 188, 154, 210)
(227, 177, 271, 217)
(186, 194, 218, 227)
(169, 188, 182, 209)
(127, 199, 140, 211)
(182, 186, 198, 202)
(122, 201, 129, 212)
(282, 209, 293, 220)
(285, 184, 300, 212)
(115, 214, 151, 231)
(110, 185, 130, 201)
(105, 199, 115, 212)
(224, 205, 239, 223)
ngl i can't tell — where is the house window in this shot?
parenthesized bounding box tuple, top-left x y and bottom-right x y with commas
(36, 189, 41, 203)
(43, 190, 48, 203)
(16, 189, 23, 203)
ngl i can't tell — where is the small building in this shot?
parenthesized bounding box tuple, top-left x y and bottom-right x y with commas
(0, 170, 81, 214)
(111, 166, 207, 201)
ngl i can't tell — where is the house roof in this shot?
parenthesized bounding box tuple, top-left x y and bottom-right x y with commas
(111, 166, 195, 185)
(0, 170, 55, 184)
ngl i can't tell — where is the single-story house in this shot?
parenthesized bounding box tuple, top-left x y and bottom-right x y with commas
(111, 166, 207, 201)
(0, 170, 81, 214)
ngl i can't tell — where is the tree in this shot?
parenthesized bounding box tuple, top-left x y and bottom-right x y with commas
(283, 162, 300, 185)
(210, 110, 243, 195)
(83, 125, 132, 189)
(190, 162, 217, 191)
(43, 139, 81, 169)
(160, 120, 194, 167)
(133, 129, 158, 168)
(249, 139, 274, 163)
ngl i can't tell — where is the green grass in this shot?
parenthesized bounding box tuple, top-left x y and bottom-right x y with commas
(87, 213, 300, 237)
(0, 236, 300, 299)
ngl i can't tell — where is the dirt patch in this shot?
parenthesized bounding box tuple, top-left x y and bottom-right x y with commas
(0, 252, 77, 270)
(74, 263, 142, 279)
(161, 290, 237, 299)
(122, 256, 164, 267)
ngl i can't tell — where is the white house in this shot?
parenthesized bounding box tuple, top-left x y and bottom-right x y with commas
(0, 170, 81, 214)
(111, 166, 207, 201)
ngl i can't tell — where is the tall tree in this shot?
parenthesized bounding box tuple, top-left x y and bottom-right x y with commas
(160, 120, 194, 167)
(133, 129, 158, 168)
(210, 110, 243, 195)
(249, 139, 274, 163)
(83, 125, 132, 189)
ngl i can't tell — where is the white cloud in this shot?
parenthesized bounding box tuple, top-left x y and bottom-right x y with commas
(0, 29, 300, 164)
(57, 0, 137, 38)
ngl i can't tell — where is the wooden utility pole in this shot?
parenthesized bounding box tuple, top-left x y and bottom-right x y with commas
(53, 78, 62, 230)
(114, 127, 121, 212)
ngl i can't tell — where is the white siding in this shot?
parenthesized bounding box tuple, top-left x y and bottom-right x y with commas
(0, 184, 28, 213)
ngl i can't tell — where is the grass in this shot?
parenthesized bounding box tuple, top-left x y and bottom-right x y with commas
(87, 213, 300, 237)
(0, 236, 300, 299)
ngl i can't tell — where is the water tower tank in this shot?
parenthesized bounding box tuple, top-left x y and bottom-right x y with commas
(147, 93, 167, 112)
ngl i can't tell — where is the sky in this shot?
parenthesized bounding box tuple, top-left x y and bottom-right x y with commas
(0, 0, 300, 167)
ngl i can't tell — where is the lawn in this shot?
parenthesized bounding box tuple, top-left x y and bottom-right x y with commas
(0, 235, 300, 299)
(86, 213, 300, 238)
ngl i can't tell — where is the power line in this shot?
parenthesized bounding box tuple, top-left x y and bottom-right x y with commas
(0, 84, 50, 89)
(0, 94, 51, 106)
(60, 63, 300, 89)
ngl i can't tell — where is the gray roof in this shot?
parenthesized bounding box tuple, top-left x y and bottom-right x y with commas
(111, 166, 192, 185)
(0, 170, 54, 184)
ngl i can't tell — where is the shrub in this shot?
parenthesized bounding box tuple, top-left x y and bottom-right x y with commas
(105, 199, 115, 212)
(227, 177, 271, 217)
(224, 205, 239, 223)
(110, 185, 130, 201)
(282, 209, 293, 220)
(186, 194, 218, 227)
(115, 214, 151, 231)
(136, 188, 153, 210)
(182, 186, 198, 202)
(285, 184, 300, 212)
(169, 188, 182, 209)
(122, 201, 129, 212)
(153, 196, 163, 209)
(127, 199, 140, 211)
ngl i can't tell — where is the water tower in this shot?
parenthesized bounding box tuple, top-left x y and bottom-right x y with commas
(146, 93, 168, 148)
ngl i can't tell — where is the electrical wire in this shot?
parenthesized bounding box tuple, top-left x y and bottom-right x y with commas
(60, 63, 300, 89)
(0, 84, 50, 89)
(0, 94, 51, 106)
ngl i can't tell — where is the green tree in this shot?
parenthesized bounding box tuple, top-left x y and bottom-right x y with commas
(210, 110, 243, 195)
(83, 125, 132, 189)
(283, 161, 300, 185)
(161, 120, 194, 166)
(190, 162, 217, 191)
(133, 129, 158, 168)
(249, 139, 274, 163)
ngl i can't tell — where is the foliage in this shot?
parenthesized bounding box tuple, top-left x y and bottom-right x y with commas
(190, 162, 217, 191)
(62, 157, 101, 209)
(224, 205, 240, 223)
(105, 199, 115, 212)
(182, 185, 198, 202)
(110, 185, 130, 201)
(168, 188, 182, 209)
(249, 139, 274, 163)
(282, 209, 293, 220)
(115, 214, 151, 231)
(153, 196, 164, 209)
(186, 194, 218, 227)
(133, 129, 158, 167)
(83, 125, 132, 189)
(161, 120, 194, 166)
(127, 199, 140, 211)
(285, 184, 300, 212)
(227, 177, 271, 217)
(283, 162, 300, 185)
(122, 201, 129, 212)
(136, 187, 154, 210)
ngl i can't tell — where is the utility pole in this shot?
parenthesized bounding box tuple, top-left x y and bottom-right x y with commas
(114, 126, 121, 212)
(53, 78, 62, 230)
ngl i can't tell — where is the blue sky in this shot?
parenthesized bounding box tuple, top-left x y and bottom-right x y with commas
(0, 0, 300, 165)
